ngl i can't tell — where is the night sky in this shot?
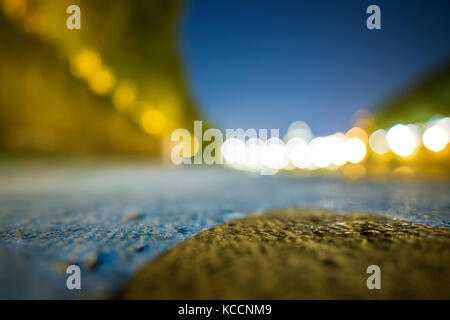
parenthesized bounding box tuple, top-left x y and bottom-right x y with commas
(179, 0, 450, 136)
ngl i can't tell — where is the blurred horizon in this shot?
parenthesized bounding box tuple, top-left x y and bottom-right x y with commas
(0, 0, 448, 179)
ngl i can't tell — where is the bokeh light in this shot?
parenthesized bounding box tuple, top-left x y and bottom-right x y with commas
(88, 67, 116, 95)
(406, 124, 423, 148)
(287, 138, 311, 169)
(2, 0, 27, 20)
(309, 137, 331, 168)
(176, 133, 200, 158)
(392, 166, 415, 178)
(369, 129, 389, 155)
(24, 10, 46, 35)
(284, 121, 313, 142)
(386, 124, 417, 157)
(261, 138, 289, 169)
(342, 163, 366, 180)
(222, 138, 246, 164)
(218, 116, 448, 176)
(423, 125, 448, 152)
(244, 138, 264, 170)
(345, 137, 367, 164)
(436, 117, 450, 136)
(328, 135, 347, 166)
(141, 109, 166, 134)
(289, 143, 312, 169)
(113, 81, 137, 112)
(346, 127, 368, 144)
(71, 49, 102, 79)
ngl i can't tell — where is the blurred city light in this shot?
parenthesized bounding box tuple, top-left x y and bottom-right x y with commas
(88, 67, 116, 95)
(290, 143, 312, 169)
(142, 110, 166, 135)
(244, 138, 265, 170)
(261, 138, 289, 169)
(222, 138, 246, 164)
(345, 137, 367, 164)
(423, 125, 448, 152)
(328, 135, 347, 166)
(392, 166, 415, 178)
(2, 0, 26, 20)
(369, 129, 389, 155)
(219, 116, 448, 178)
(309, 137, 332, 168)
(406, 124, 423, 148)
(284, 121, 313, 142)
(346, 127, 368, 144)
(113, 81, 138, 112)
(342, 163, 366, 180)
(386, 124, 417, 157)
(71, 49, 102, 79)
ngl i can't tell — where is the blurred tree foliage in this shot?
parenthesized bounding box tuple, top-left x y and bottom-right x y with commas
(0, 0, 201, 155)
(374, 63, 450, 129)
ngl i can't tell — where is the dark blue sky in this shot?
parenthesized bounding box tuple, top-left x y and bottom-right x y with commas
(179, 0, 450, 136)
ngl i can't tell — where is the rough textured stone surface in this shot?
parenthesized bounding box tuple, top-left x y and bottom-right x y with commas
(0, 163, 449, 298)
(120, 209, 450, 299)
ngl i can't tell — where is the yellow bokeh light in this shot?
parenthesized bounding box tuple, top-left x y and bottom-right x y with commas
(342, 164, 366, 180)
(392, 166, 415, 178)
(24, 10, 46, 35)
(87, 68, 116, 95)
(113, 81, 137, 112)
(2, 0, 27, 20)
(179, 134, 200, 158)
(71, 49, 102, 79)
(386, 124, 417, 157)
(423, 125, 448, 152)
(141, 109, 166, 134)
(346, 127, 368, 144)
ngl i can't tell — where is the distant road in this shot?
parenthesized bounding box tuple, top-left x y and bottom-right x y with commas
(0, 162, 448, 299)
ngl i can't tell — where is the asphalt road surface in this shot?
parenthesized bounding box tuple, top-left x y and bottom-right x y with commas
(0, 162, 448, 299)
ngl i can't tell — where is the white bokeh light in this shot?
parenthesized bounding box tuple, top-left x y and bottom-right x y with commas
(328, 135, 347, 166)
(406, 124, 423, 148)
(369, 129, 389, 155)
(386, 124, 417, 157)
(287, 138, 312, 169)
(261, 138, 289, 169)
(284, 121, 313, 142)
(221, 138, 246, 164)
(244, 138, 264, 169)
(345, 137, 367, 163)
(423, 125, 448, 152)
(309, 137, 331, 168)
